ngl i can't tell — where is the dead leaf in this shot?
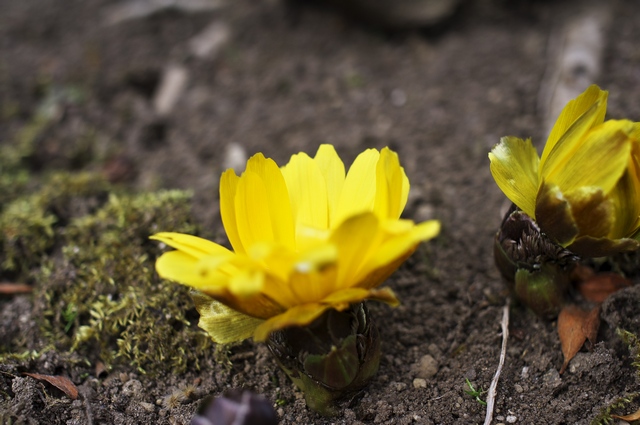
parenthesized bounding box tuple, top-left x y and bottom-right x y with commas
(23, 373, 79, 400)
(577, 273, 631, 303)
(571, 264, 595, 282)
(582, 306, 600, 350)
(95, 361, 107, 378)
(611, 407, 640, 421)
(557, 305, 601, 374)
(0, 282, 32, 295)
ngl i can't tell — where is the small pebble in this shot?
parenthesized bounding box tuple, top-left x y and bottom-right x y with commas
(139, 401, 155, 412)
(223, 143, 247, 173)
(506, 415, 517, 423)
(542, 369, 562, 388)
(514, 384, 523, 393)
(464, 368, 477, 381)
(390, 88, 407, 106)
(413, 378, 427, 389)
(153, 64, 189, 117)
(414, 354, 439, 379)
(121, 379, 143, 398)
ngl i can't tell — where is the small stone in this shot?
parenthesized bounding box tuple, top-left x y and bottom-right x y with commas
(514, 384, 524, 393)
(521, 366, 529, 380)
(122, 379, 143, 398)
(390, 89, 407, 106)
(153, 64, 189, 117)
(506, 415, 517, 423)
(427, 343, 442, 357)
(223, 143, 247, 173)
(464, 368, 477, 381)
(542, 369, 562, 388)
(569, 352, 588, 374)
(394, 382, 407, 392)
(139, 401, 155, 412)
(414, 354, 439, 379)
(188, 21, 230, 60)
(413, 378, 427, 389)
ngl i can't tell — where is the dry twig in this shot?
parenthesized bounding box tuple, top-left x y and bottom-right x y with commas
(484, 303, 509, 425)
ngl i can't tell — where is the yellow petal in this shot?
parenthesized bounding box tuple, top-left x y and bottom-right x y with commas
(234, 170, 275, 247)
(289, 262, 338, 305)
(150, 232, 232, 259)
(253, 303, 332, 341)
(373, 148, 410, 220)
(330, 212, 382, 290)
(359, 248, 417, 290)
(564, 186, 613, 239)
(228, 269, 264, 298)
(191, 291, 264, 344)
(489, 137, 540, 218)
(334, 149, 380, 225)
(255, 243, 339, 306)
(281, 152, 329, 230)
(541, 85, 607, 168)
(245, 154, 295, 249)
(544, 120, 633, 194)
(535, 181, 579, 246)
(314, 144, 346, 226)
(321, 286, 400, 309)
(363, 220, 440, 278)
(155, 250, 228, 293)
(256, 273, 302, 311)
(220, 169, 245, 254)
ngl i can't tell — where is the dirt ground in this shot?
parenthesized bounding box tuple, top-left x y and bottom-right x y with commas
(2, 0, 640, 424)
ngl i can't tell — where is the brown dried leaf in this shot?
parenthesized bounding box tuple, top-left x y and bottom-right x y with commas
(23, 373, 79, 400)
(577, 273, 631, 303)
(557, 305, 600, 374)
(571, 264, 595, 282)
(611, 407, 640, 421)
(582, 306, 600, 350)
(95, 361, 107, 378)
(0, 283, 32, 295)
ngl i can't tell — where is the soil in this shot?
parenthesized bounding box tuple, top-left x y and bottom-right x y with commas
(2, 0, 640, 424)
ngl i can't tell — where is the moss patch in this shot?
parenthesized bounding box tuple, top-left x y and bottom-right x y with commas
(1, 171, 215, 375)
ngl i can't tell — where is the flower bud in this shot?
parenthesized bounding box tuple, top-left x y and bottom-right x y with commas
(494, 205, 578, 317)
(266, 302, 380, 416)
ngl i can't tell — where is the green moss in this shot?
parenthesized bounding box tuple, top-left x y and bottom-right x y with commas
(591, 393, 640, 425)
(590, 329, 640, 425)
(0, 172, 110, 278)
(0, 197, 56, 275)
(37, 188, 215, 374)
(0, 170, 216, 375)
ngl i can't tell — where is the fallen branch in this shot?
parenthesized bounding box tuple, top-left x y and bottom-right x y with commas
(484, 302, 510, 425)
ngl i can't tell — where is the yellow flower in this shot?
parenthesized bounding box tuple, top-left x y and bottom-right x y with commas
(152, 145, 440, 342)
(489, 85, 640, 257)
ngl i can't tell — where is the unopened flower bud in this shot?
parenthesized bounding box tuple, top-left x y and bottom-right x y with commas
(494, 205, 578, 317)
(266, 302, 380, 416)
